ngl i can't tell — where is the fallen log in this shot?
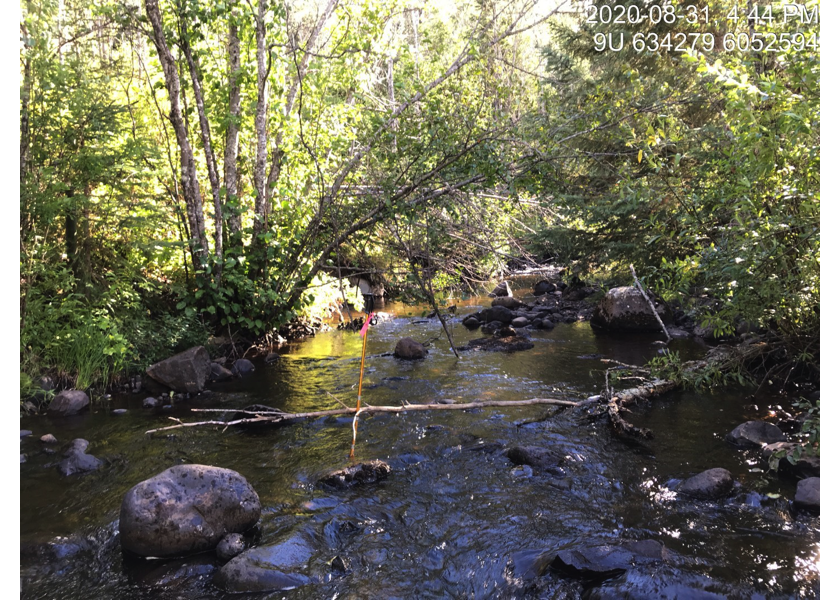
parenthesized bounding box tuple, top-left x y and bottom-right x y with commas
(145, 397, 583, 435)
(606, 378, 679, 439)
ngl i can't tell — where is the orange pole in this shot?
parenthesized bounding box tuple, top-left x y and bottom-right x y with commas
(350, 314, 372, 459)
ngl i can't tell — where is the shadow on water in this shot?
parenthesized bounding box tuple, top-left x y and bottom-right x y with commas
(20, 295, 819, 599)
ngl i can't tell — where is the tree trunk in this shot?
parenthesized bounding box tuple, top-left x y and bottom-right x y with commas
(178, 5, 223, 278)
(251, 0, 268, 243)
(20, 50, 32, 187)
(224, 9, 243, 241)
(144, 0, 209, 274)
(265, 0, 339, 208)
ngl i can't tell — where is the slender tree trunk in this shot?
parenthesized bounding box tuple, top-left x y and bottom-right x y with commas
(265, 0, 339, 207)
(144, 0, 209, 274)
(251, 0, 268, 243)
(224, 9, 243, 240)
(20, 52, 32, 187)
(178, 5, 223, 278)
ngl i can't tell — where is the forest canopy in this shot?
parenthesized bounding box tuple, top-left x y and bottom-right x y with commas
(20, 0, 819, 391)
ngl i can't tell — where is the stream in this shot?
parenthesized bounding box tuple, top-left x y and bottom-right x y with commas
(20, 285, 819, 599)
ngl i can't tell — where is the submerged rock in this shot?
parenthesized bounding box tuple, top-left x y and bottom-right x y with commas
(216, 531, 314, 592)
(465, 336, 534, 353)
(46, 390, 90, 417)
(677, 468, 734, 500)
(142, 396, 161, 409)
(506, 446, 564, 469)
(394, 337, 427, 360)
(58, 438, 102, 476)
(318, 460, 390, 489)
(725, 421, 786, 448)
(146, 346, 210, 393)
(549, 546, 632, 581)
(119, 464, 260, 557)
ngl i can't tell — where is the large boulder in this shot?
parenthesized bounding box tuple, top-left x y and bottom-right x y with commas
(677, 468, 733, 500)
(119, 465, 261, 557)
(590, 287, 670, 332)
(146, 346, 210, 393)
(726, 421, 786, 448)
(394, 338, 427, 360)
(46, 390, 90, 417)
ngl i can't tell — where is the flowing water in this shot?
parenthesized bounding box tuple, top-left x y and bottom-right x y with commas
(20, 289, 819, 599)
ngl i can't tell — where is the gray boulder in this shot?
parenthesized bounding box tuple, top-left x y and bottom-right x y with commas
(217, 533, 247, 561)
(209, 362, 235, 382)
(794, 477, 819, 513)
(491, 296, 526, 310)
(511, 317, 530, 328)
(533, 280, 557, 296)
(677, 468, 733, 500)
(142, 396, 162, 409)
(726, 421, 786, 448)
(233, 359, 255, 376)
(119, 464, 261, 557)
(146, 346, 210, 393)
(462, 316, 481, 330)
(490, 281, 512, 297)
(394, 338, 427, 360)
(46, 390, 90, 417)
(481, 305, 514, 324)
(264, 352, 281, 364)
(590, 287, 670, 332)
(217, 532, 314, 592)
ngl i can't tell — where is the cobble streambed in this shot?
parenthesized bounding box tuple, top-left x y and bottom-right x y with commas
(21, 297, 819, 599)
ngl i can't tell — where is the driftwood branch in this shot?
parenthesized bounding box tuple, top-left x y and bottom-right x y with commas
(629, 264, 671, 343)
(606, 378, 680, 438)
(145, 398, 582, 435)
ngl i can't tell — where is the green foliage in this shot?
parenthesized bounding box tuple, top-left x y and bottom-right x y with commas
(647, 349, 751, 390)
(768, 398, 819, 472)
(526, 1, 819, 377)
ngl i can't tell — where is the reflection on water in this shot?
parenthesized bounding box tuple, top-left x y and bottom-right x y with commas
(20, 295, 819, 599)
